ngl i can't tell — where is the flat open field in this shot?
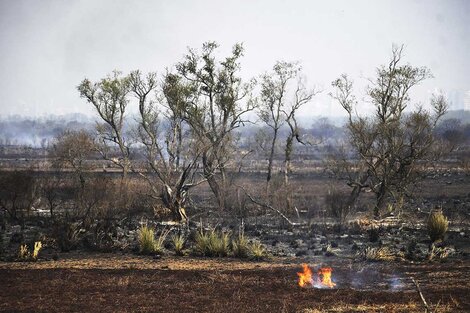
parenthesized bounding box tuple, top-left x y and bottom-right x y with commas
(1, 253, 469, 313)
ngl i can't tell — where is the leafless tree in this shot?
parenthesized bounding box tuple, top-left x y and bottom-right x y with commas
(258, 61, 299, 197)
(0, 170, 38, 227)
(330, 45, 448, 216)
(51, 130, 96, 189)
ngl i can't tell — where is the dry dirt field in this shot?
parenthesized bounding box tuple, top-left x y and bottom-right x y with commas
(1, 253, 469, 313)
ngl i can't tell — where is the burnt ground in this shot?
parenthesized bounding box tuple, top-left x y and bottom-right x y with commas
(1, 253, 469, 313)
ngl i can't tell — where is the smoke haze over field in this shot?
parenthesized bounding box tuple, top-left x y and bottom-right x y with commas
(0, 0, 469, 118)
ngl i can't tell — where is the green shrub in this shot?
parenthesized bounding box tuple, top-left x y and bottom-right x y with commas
(171, 233, 186, 256)
(138, 224, 156, 254)
(427, 211, 448, 242)
(232, 232, 249, 258)
(249, 241, 267, 260)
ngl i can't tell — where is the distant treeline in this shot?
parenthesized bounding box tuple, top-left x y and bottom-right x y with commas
(0, 110, 469, 148)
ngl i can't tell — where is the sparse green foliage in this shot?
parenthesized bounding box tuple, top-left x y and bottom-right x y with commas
(77, 71, 132, 179)
(427, 211, 448, 242)
(176, 42, 256, 210)
(330, 45, 448, 216)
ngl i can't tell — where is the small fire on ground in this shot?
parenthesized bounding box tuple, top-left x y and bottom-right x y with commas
(297, 264, 336, 288)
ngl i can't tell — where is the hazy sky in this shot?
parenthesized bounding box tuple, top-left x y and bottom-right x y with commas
(0, 0, 468, 118)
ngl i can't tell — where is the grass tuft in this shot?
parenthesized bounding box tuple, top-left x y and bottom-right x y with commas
(194, 228, 231, 257)
(248, 241, 268, 261)
(138, 223, 156, 255)
(232, 232, 249, 258)
(427, 210, 448, 243)
(171, 233, 186, 256)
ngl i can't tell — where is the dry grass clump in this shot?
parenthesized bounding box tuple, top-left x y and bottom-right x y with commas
(360, 246, 394, 262)
(427, 210, 448, 242)
(17, 241, 42, 261)
(428, 244, 453, 261)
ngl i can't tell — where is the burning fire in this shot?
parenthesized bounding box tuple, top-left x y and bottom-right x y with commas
(317, 267, 336, 288)
(297, 264, 313, 287)
(297, 264, 336, 288)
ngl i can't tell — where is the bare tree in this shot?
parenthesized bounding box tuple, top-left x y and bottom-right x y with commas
(282, 75, 319, 186)
(51, 130, 95, 189)
(258, 61, 299, 196)
(0, 170, 38, 227)
(77, 71, 132, 180)
(175, 42, 256, 210)
(330, 45, 448, 217)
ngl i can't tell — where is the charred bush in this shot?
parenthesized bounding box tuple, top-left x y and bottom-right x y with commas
(325, 189, 351, 229)
(0, 170, 38, 225)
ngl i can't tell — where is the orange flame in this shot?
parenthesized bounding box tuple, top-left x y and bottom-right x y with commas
(318, 267, 336, 288)
(297, 264, 336, 288)
(297, 263, 313, 287)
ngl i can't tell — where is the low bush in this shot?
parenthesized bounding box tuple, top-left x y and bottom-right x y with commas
(427, 210, 448, 242)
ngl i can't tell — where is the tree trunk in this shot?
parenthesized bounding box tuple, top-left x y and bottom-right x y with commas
(346, 171, 369, 210)
(374, 185, 387, 218)
(284, 133, 294, 185)
(162, 185, 188, 223)
(266, 129, 279, 199)
(207, 174, 225, 211)
(283, 133, 295, 213)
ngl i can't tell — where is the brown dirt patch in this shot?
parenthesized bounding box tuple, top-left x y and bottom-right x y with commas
(0, 253, 469, 312)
